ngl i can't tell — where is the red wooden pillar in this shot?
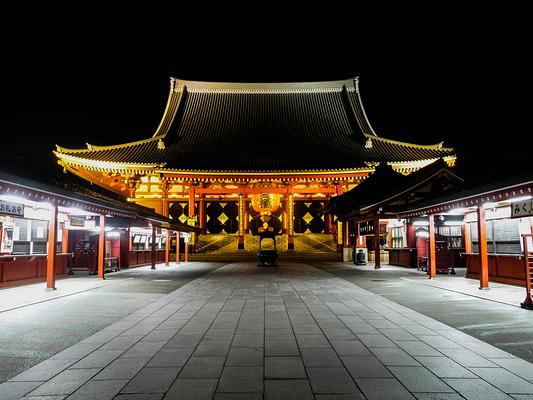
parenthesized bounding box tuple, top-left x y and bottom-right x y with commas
(477, 206, 489, 289)
(428, 214, 436, 278)
(61, 223, 69, 253)
(98, 214, 105, 279)
(325, 213, 333, 234)
(198, 196, 206, 229)
(176, 232, 180, 264)
(184, 235, 189, 262)
(287, 193, 294, 250)
(165, 229, 170, 266)
(46, 205, 58, 290)
(238, 193, 245, 250)
(464, 222, 472, 254)
(374, 213, 381, 269)
(151, 225, 156, 270)
(243, 200, 249, 234)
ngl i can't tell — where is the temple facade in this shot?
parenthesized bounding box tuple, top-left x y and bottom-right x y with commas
(54, 77, 455, 252)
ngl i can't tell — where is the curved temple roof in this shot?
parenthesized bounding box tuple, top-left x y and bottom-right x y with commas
(55, 77, 455, 173)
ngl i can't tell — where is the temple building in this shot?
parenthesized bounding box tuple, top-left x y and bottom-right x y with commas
(54, 77, 456, 254)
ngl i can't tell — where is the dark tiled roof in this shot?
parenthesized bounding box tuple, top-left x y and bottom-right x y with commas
(56, 78, 455, 172)
(329, 159, 464, 219)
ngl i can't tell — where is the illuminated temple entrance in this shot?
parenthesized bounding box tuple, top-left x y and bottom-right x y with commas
(54, 78, 455, 255)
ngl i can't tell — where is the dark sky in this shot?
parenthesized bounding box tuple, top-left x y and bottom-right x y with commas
(1, 15, 529, 181)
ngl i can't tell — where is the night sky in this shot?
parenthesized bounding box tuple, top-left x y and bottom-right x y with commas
(1, 17, 529, 182)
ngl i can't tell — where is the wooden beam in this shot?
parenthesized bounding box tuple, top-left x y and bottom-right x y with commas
(165, 229, 170, 266)
(428, 214, 436, 278)
(98, 214, 105, 279)
(374, 213, 381, 269)
(176, 232, 180, 264)
(477, 206, 489, 289)
(151, 225, 156, 270)
(46, 205, 58, 290)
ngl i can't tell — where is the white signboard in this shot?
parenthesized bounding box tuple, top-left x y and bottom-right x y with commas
(0, 201, 24, 217)
(511, 199, 533, 218)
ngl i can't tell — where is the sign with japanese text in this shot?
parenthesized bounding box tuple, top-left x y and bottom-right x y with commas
(70, 216, 86, 227)
(511, 199, 533, 218)
(0, 201, 24, 217)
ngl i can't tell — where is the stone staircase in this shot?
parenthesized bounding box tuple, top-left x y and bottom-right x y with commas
(190, 233, 340, 262)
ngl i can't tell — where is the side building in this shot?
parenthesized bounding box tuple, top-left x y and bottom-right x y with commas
(54, 77, 455, 253)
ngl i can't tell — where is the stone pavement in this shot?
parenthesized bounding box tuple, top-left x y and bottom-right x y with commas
(2, 261, 533, 399)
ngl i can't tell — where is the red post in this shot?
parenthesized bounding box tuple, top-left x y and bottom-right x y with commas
(374, 213, 381, 269)
(98, 214, 105, 279)
(477, 206, 489, 289)
(61, 222, 69, 253)
(184, 236, 189, 262)
(428, 214, 436, 278)
(464, 222, 472, 254)
(198, 196, 205, 229)
(521, 234, 532, 309)
(46, 205, 58, 290)
(165, 229, 170, 266)
(176, 232, 180, 264)
(151, 225, 156, 270)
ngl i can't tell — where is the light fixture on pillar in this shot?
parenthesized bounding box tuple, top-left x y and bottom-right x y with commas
(365, 137, 373, 149)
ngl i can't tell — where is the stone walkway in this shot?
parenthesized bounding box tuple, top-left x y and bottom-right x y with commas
(2, 262, 533, 399)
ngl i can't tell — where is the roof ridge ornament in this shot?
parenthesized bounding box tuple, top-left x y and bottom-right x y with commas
(354, 77, 360, 93)
(365, 137, 373, 149)
(157, 138, 165, 150)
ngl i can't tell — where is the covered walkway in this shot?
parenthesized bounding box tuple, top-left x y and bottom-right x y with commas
(1, 261, 533, 399)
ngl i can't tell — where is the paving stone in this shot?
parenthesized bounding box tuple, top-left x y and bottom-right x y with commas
(301, 348, 342, 367)
(306, 367, 360, 394)
(19, 395, 67, 400)
(140, 329, 179, 342)
(165, 333, 203, 348)
(147, 348, 194, 367)
(93, 357, 150, 380)
(69, 350, 124, 369)
(378, 328, 418, 341)
(28, 368, 99, 396)
(121, 366, 181, 394)
(417, 335, 464, 350)
(66, 379, 127, 400)
(115, 394, 163, 399)
(322, 328, 357, 340)
(214, 393, 263, 399)
(292, 324, 323, 335)
(331, 340, 372, 356)
(468, 368, 533, 394)
(342, 356, 393, 378)
(296, 334, 331, 348)
(192, 340, 231, 357)
(265, 379, 314, 400)
(413, 394, 465, 400)
(217, 366, 263, 393)
(226, 347, 263, 366)
(204, 328, 236, 341)
(489, 358, 533, 381)
(314, 395, 366, 400)
(444, 378, 512, 400)
(265, 357, 306, 379)
(437, 348, 497, 368)
(232, 334, 264, 348)
(121, 341, 166, 358)
(49, 342, 101, 360)
(99, 335, 143, 350)
(122, 324, 159, 336)
(266, 328, 295, 341)
(0, 381, 43, 400)
(370, 347, 421, 366)
(178, 356, 225, 379)
(355, 377, 416, 399)
(394, 341, 442, 357)
(356, 334, 397, 348)
(264, 340, 300, 356)
(8, 358, 77, 382)
(388, 366, 454, 393)
(415, 356, 477, 378)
